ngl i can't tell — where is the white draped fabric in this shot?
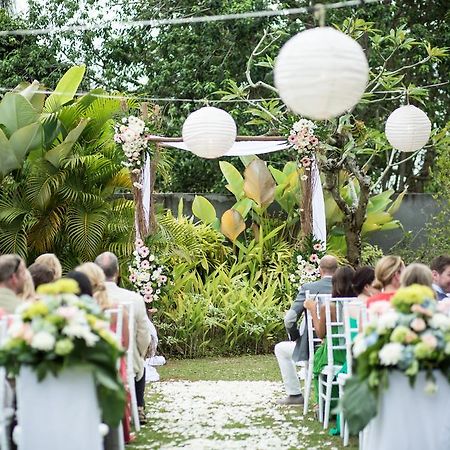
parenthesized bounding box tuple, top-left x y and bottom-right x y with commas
(361, 371, 450, 450)
(149, 140, 327, 245)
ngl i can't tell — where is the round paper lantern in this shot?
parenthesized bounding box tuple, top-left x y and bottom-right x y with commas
(385, 105, 431, 152)
(274, 27, 369, 120)
(182, 107, 237, 159)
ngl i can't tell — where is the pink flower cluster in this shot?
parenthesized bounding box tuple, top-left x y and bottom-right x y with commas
(128, 239, 169, 304)
(288, 119, 320, 175)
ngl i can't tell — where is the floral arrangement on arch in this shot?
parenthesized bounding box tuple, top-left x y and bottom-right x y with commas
(128, 239, 169, 305)
(288, 118, 320, 180)
(289, 234, 326, 289)
(343, 284, 450, 433)
(0, 279, 126, 427)
(114, 115, 150, 189)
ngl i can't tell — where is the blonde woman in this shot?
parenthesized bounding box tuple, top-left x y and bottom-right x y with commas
(75, 262, 132, 442)
(35, 253, 62, 280)
(401, 263, 434, 290)
(20, 269, 38, 302)
(366, 255, 405, 307)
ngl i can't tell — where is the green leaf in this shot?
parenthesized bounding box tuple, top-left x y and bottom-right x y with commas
(341, 376, 378, 435)
(0, 93, 40, 135)
(192, 195, 217, 225)
(232, 198, 253, 219)
(219, 161, 244, 200)
(44, 65, 86, 113)
(45, 119, 89, 168)
(9, 122, 42, 162)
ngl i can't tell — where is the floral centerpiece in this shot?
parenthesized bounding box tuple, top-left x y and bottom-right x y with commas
(289, 234, 326, 290)
(342, 284, 450, 434)
(129, 238, 169, 305)
(0, 279, 126, 427)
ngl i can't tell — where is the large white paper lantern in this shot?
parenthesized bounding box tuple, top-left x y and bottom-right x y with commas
(274, 27, 369, 120)
(385, 105, 431, 152)
(182, 107, 237, 159)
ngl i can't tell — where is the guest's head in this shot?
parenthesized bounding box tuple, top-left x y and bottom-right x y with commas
(28, 263, 55, 289)
(75, 262, 112, 309)
(20, 269, 37, 301)
(34, 253, 62, 280)
(65, 271, 93, 297)
(352, 266, 377, 298)
(319, 255, 338, 278)
(401, 263, 433, 289)
(332, 266, 356, 298)
(373, 256, 404, 291)
(430, 255, 450, 293)
(94, 252, 119, 282)
(0, 254, 27, 295)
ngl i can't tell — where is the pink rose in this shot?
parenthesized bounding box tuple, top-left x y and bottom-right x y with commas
(145, 286, 153, 295)
(309, 136, 319, 146)
(421, 333, 437, 350)
(301, 157, 311, 167)
(143, 294, 153, 303)
(141, 260, 150, 270)
(410, 317, 427, 332)
(159, 275, 167, 283)
(138, 246, 149, 258)
(288, 135, 298, 144)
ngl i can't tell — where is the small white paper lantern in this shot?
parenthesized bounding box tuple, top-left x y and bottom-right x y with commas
(274, 27, 369, 120)
(182, 107, 237, 159)
(385, 105, 431, 152)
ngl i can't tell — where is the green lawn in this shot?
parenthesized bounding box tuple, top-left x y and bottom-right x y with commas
(128, 355, 358, 449)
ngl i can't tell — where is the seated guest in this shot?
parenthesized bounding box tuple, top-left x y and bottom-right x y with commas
(401, 263, 434, 290)
(20, 269, 37, 301)
(430, 255, 450, 300)
(0, 254, 27, 313)
(65, 271, 93, 296)
(352, 266, 378, 303)
(28, 263, 55, 289)
(274, 255, 338, 406)
(366, 256, 404, 307)
(34, 253, 62, 280)
(304, 266, 356, 404)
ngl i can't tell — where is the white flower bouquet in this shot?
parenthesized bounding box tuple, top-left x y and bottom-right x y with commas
(0, 279, 126, 426)
(129, 239, 169, 304)
(342, 284, 450, 433)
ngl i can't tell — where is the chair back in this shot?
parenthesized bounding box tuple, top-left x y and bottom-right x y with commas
(324, 297, 357, 368)
(306, 293, 331, 362)
(105, 304, 125, 347)
(342, 300, 365, 376)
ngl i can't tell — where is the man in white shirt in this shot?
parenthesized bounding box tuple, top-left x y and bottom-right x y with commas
(95, 251, 151, 424)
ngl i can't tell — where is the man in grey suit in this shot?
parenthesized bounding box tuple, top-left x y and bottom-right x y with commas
(275, 255, 337, 405)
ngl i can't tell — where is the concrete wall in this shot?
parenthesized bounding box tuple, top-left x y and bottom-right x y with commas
(154, 193, 440, 251)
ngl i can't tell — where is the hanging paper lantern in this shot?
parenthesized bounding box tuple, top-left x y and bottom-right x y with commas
(385, 105, 431, 152)
(182, 107, 237, 159)
(274, 27, 369, 120)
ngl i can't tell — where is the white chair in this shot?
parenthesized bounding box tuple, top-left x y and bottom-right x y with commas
(0, 316, 14, 450)
(337, 300, 366, 445)
(318, 297, 356, 429)
(105, 304, 125, 347)
(303, 293, 331, 415)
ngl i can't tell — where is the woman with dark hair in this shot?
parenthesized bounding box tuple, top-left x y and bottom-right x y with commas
(305, 266, 356, 405)
(65, 271, 93, 297)
(352, 266, 378, 302)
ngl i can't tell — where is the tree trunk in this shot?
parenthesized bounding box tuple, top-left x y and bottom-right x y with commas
(345, 219, 363, 267)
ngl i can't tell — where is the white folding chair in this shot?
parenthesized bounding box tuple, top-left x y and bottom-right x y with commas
(318, 297, 356, 429)
(105, 304, 125, 347)
(0, 316, 14, 450)
(303, 293, 331, 415)
(337, 300, 366, 445)
(121, 301, 140, 433)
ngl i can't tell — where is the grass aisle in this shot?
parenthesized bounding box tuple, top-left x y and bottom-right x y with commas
(128, 355, 358, 449)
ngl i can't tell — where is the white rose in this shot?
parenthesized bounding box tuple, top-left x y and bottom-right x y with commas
(376, 311, 399, 334)
(379, 342, 404, 366)
(429, 313, 450, 331)
(31, 331, 56, 351)
(352, 334, 367, 358)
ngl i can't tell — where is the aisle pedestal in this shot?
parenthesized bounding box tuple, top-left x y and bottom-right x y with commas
(361, 371, 450, 450)
(16, 366, 103, 450)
